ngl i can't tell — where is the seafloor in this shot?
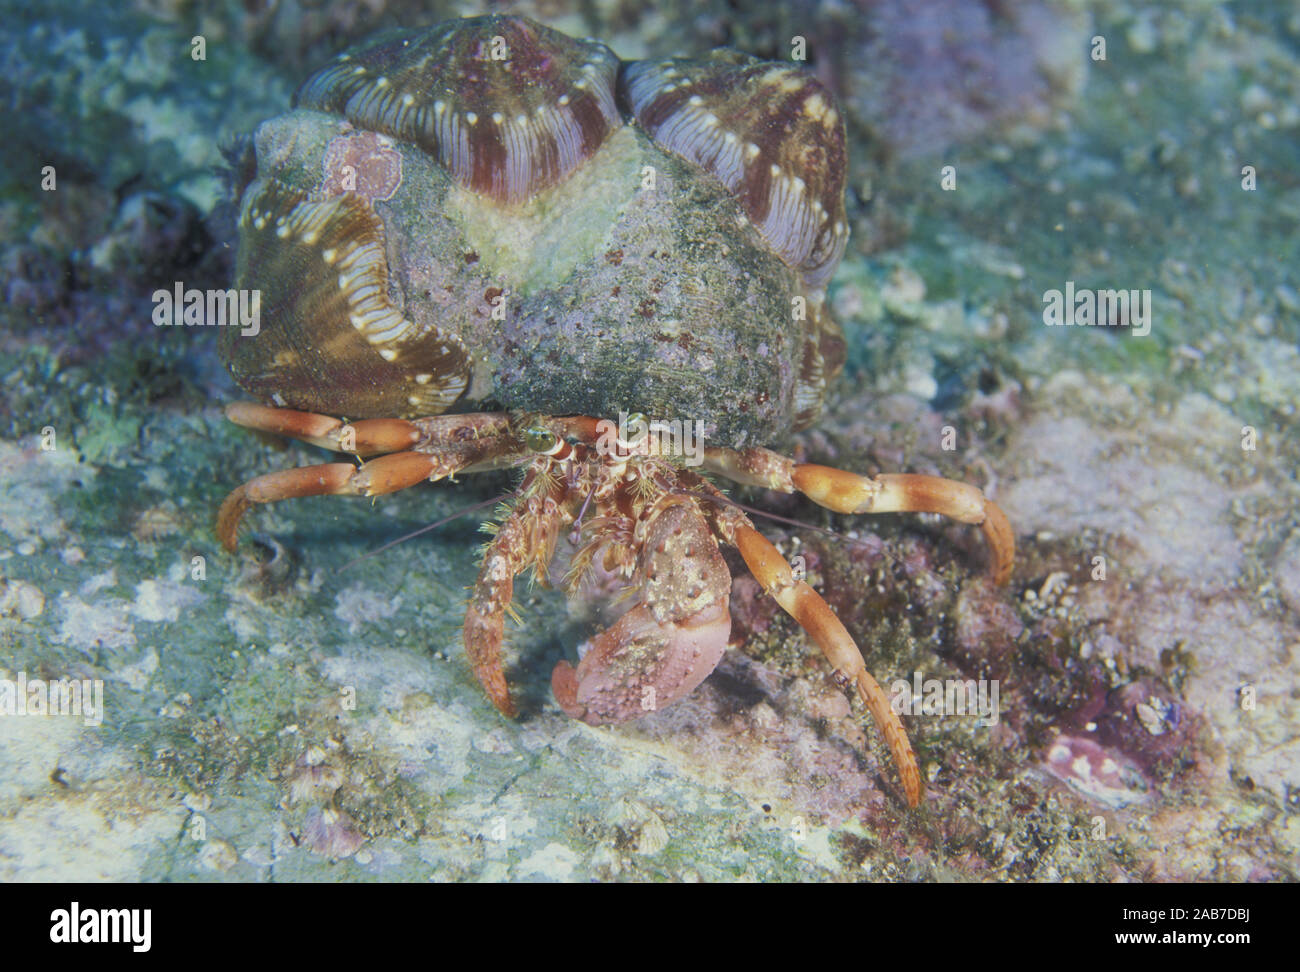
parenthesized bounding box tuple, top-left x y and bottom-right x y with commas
(1, 0, 1297, 880)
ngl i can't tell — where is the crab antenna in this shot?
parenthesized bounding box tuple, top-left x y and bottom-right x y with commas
(567, 486, 597, 546)
(338, 493, 508, 572)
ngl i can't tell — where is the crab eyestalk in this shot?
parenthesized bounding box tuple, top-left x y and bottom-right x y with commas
(523, 426, 562, 455)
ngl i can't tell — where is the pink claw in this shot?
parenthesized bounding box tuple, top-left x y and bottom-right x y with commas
(552, 601, 730, 725)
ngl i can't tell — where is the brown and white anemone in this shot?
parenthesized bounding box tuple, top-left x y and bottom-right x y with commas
(622, 50, 849, 293)
(225, 14, 851, 435)
(294, 15, 622, 205)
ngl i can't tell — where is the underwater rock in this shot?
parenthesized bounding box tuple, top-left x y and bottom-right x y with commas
(827, 0, 1087, 160)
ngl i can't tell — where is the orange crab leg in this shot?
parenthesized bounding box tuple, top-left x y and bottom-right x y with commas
(218, 464, 357, 550)
(226, 402, 421, 455)
(703, 446, 1014, 585)
(730, 522, 922, 807)
(792, 467, 1014, 585)
(217, 453, 443, 550)
(218, 405, 529, 550)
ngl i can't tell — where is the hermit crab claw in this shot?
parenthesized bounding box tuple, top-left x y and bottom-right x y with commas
(553, 601, 731, 724)
(552, 502, 733, 724)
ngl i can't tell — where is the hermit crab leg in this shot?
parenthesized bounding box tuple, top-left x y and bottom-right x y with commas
(794, 467, 1015, 586)
(678, 472, 922, 805)
(217, 454, 452, 551)
(727, 521, 923, 808)
(463, 486, 566, 718)
(217, 404, 518, 550)
(703, 445, 1015, 585)
(220, 462, 370, 551)
(225, 402, 422, 455)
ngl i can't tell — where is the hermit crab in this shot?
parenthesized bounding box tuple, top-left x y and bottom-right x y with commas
(216, 14, 1014, 807)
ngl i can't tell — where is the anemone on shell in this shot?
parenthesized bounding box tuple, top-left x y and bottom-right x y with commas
(791, 298, 848, 430)
(294, 14, 621, 205)
(320, 130, 403, 202)
(622, 51, 849, 291)
(226, 14, 852, 438)
(231, 178, 469, 418)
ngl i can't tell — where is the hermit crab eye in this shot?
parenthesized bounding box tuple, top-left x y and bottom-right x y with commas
(623, 412, 649, 443)
(524, 426, 559, 453)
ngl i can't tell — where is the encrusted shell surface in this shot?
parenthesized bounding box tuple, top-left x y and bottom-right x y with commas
(622, 51, 849, 290)
(226, 15, 854, 444)
(295, 15, 621, 205)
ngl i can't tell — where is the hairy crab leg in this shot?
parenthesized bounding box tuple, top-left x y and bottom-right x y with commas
(702, 445, 1015, 585)
(463, 485, 566, 718)
(728, 521, 923, 807)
